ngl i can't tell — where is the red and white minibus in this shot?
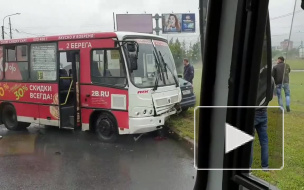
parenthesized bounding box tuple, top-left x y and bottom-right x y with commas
(0, 32, 181, 142)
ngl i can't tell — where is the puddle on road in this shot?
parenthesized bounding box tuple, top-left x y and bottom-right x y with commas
(0, 134, 37, 156)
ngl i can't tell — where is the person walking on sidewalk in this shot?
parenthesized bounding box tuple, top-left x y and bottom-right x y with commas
(272, 56, 291, 112)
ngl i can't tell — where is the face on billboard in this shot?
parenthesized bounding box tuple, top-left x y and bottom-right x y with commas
(168, 15, 176, 26)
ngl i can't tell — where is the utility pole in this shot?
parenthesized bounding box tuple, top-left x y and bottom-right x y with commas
(1, 26, 4, 40)
(301, 40, 304, 58)
(113, 12, 116, 31)
(2, 13, 21, 40)
(9, 17, 12, 39)
(153, 14, 162, 36)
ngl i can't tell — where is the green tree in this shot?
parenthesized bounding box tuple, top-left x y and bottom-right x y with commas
(169, 38, 186, 74)
(191, 41, 201, 64)
(169, 37, 174, 46)
(187, 42, 193, 60)
(182, 40, 187, 57)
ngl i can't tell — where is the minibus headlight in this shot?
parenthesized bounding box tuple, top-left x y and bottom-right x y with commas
(133, 107, 154, 117)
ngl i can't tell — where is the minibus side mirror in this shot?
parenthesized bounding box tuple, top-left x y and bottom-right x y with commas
(129, 54, 138, 71)
(127, 43, 136, 52)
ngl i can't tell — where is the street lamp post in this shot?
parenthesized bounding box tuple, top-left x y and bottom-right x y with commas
(2, 13, 21, 40)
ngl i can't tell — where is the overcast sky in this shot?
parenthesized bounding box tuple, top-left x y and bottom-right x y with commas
(0, 0, 303, 46)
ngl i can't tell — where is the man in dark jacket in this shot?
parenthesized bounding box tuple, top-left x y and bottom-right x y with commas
(183, 58, 194, 84)
(272, 56, 291, 112)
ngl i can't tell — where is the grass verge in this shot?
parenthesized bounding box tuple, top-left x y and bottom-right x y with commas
(167, 69, 304, 189)
(286, 59, 304, 70)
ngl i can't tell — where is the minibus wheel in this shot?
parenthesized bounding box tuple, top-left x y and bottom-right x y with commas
(95, 113, 118, 143)
(2, 104, 22, 131)
(19, 122, 31, 128)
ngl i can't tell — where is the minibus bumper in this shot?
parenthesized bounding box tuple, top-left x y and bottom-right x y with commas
(129, 108, 176, 134)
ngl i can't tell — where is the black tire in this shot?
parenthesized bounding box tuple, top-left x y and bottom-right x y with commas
(19, 122, 31, 128)
(151, 127, 167, 137)
(95, 113, 118, 143)
(2, 104, 24, 131)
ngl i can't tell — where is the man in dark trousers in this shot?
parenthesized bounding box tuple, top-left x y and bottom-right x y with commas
(272, 56, 291, 112)
(250, 67, 275, 172)
(183, 58, 194, 84)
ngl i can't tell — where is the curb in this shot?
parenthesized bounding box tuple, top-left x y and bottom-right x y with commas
(164, 126, 195, 154)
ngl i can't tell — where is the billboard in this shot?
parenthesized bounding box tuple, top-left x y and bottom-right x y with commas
(116, 14, 153, 34)
(162, 13, 195, 33)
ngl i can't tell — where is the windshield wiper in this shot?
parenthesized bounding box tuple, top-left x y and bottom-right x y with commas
(153, 50, 163, 91)
(158, 51, 179, 87)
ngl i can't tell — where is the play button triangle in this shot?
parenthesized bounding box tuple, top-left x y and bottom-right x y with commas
(225, 123, 254, 154)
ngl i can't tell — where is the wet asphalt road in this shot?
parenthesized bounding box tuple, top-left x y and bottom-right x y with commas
(0, 125, 196, 190)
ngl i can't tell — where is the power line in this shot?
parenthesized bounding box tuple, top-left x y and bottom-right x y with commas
(4, 26, 44, 37)
(270, 10, 302, 20)
(271, 30, 304, 37)
(271, 33, 289, 37)
(15, 29, 44, 37)
(272, 24, 304, 28)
